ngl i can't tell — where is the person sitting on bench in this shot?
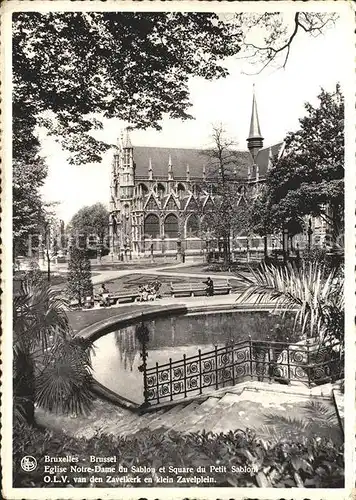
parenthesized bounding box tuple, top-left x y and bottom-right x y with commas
(99, 283, 110, 307)
(152, 279, 162, 298)
(141, 285, 149, 302)
(204, 277, 214, 296)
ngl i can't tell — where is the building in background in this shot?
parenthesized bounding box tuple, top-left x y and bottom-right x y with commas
(109, 89, 287, 261)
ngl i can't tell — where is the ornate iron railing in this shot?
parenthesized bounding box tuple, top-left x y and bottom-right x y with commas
(143, 338, 343, 405)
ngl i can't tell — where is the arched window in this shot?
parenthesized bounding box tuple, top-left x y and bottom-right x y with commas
(201, 213, 214, 233)
(177, 183, 185, 194)
(157, 183, 165, 197)
(186, 214, 199, 238)
(164, 214, 178, 238)
(138, 183, 148, 195)
(144, 214, 160, 238)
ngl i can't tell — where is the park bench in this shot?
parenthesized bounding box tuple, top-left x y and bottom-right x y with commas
(94, 290, 141, 306)
(170, 280, 231, 298)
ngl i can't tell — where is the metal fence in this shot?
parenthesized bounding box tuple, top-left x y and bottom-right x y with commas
(143, 338, 343, 405)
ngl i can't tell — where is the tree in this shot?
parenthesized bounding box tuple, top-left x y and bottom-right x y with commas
(13, 158, 48, 257)
(250, 85, 344, 245)
(13, 12, 242, 165)
(13, 12, 338, 166)
(40, 209, 62, 283)
(70, 203, 109, 245)
(13, 281, 94, 425)
(200, 125, 251, 268)
(66, 249, 93, 306)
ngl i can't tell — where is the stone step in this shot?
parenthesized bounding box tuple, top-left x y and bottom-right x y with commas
(119, 404, 188, 436)
(209, 401, 250, 434)
(186, 396, 239, 433)
(148, 402, 198, 431)
(117, 409, 168, 435)
(167, 398, 221, 433)
(168, 396, 229, 434)
(198, 396, 221, 409)
(217, 391, 244, 404)
(113, 411, 149, 432)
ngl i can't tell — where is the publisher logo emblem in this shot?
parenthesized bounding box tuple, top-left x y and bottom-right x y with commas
(21, 456, 37, 472)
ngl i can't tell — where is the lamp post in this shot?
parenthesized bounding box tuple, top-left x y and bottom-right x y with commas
(283, 228, 289, 263)
(150, 236, 154, 263)
(205, 230, 211, 263)
(307, 218, 313, 251)
(136, 320, 150, 407)
(177, 230, 182, 263)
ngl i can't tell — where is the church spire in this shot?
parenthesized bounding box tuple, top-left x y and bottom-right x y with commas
(148, 157, 153, 180)
(168, 155, 173, 181)
(123, 127, 132, 149)
(247, 85, 264, 161)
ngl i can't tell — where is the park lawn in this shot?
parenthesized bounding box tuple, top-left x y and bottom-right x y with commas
(159, 264, 211, 274)
(90, 260, 178, 271)
(159, 263, 257, 276)
(49, 271, 101, 292)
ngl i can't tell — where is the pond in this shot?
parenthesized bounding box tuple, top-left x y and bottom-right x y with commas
(91, 310, 297, 404)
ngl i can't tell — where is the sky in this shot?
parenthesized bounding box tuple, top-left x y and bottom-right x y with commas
(40, 13, 348, 223)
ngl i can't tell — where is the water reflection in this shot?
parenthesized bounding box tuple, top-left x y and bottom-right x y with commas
(91, 311, 296, 404)
(114, 327, 140, 372)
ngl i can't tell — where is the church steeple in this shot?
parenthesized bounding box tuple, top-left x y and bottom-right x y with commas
(168, 155, 173, 181)
(247, 85, 264, 161)
(123, 127, 132, 149)
(186, 164, 190, 182)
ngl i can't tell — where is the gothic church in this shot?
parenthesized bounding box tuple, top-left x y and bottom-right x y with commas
(109, 91, 283, 260)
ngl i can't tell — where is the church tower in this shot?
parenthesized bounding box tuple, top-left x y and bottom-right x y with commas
(247, 86, 264, 163)
(109, 128, 135, 260)
(119, 128, 135, 200)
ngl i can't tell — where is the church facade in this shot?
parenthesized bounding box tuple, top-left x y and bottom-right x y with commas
(108, 92, 297, 261)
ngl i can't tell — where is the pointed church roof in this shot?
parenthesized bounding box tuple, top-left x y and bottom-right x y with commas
(255, 142, 283, 177)
(123, 128, 132, 148)
(248, 86, 263, 140)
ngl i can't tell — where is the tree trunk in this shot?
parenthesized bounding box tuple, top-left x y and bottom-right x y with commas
(263, 235, 268, 259)
(330, 202, 341, 246)
(223, 236, 229, 269)
(46, 248, 51, 283)
(14, 350, 35, 425)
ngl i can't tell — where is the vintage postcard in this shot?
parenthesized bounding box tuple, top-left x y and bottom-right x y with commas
(1, 0, 355, 499)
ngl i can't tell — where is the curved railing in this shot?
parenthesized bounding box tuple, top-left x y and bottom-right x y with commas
(143, 338, 343, 405)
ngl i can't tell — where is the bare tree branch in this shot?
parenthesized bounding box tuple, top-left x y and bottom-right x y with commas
(238, 12, 338, 74)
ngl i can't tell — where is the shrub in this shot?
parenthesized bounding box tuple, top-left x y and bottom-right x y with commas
(66, 248, 93, 305)
(13, 423, 343, 488)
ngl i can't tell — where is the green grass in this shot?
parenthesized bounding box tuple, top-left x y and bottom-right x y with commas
(90, 262, 177, 271)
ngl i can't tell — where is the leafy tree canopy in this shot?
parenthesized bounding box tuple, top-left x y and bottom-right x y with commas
(13, 12, 242, 164)
(250, 84, 344, 238)
(13, 158, 49, 255)
(69, 203, 109, 242)
(13, 12, 337, 165)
